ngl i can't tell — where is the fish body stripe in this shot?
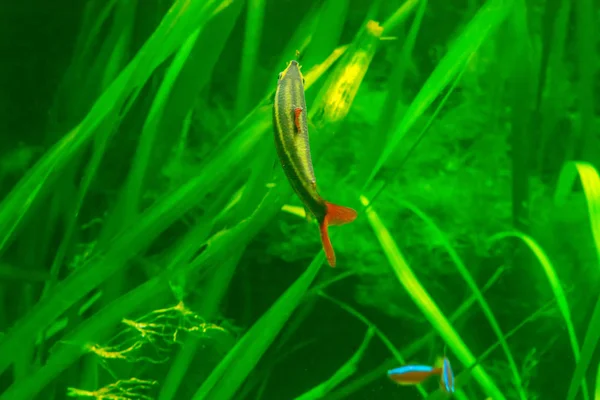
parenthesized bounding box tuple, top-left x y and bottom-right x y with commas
(388, 365, 435, 376)
(388, 365, 438, 385)
(441, 357, 455, 392)
(273, 60, 326, 220)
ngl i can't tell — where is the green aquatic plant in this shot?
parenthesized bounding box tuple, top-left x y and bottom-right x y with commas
(1, 0, 598, 399)
(361, 194, 505, 399)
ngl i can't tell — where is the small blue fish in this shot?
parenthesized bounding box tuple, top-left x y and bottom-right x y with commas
(439, 357, 455, 393)
(387, 364, 442, 386)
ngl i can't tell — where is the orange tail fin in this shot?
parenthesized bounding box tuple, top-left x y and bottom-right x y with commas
(318, 202, 358, 267)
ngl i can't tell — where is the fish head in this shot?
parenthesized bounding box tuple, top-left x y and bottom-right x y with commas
(278, 60, 305, 86)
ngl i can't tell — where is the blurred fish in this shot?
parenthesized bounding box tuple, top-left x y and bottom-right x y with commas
(387, 363, 442, 386)
(273, 59, 357, 267)
(438, 356, 455, 394)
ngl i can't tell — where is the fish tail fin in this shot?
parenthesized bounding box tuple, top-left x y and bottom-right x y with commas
(319, 220, 336, 267)
(318, 202, 358, 267)
(324, 201, 357, 226)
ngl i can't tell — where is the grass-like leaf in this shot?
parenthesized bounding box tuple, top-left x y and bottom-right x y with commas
(191, 253, 325, 400)
(554, 161, 600, 400)
(0, 174, 289, 399)
(574, 0, 596, 161)
(423, 297, 560, 400)
(396, 199, 526, 399)
(361, 194, 506, 399)
(0, 0, 231, 257)
(595, 362, 600, 400)
(328, 291, 555, 400)
(365, 0, 513, 188)
(319, 292, 428, 398)
(235, 0, 266, 118)
(489, 230, 584, 397)
(294, 327, 374, 400)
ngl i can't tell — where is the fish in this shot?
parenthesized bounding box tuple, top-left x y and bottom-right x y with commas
(273, 59, 357, 267)
(387, 364, 442, 386)
(439, 356, 455, 394)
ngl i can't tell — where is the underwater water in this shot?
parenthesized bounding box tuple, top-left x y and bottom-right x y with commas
(1, 0, 599, 399)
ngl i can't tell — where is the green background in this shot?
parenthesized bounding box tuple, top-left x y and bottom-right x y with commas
(0, 0, 599, 399)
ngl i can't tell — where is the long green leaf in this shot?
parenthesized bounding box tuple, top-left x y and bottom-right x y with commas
(361, 195, 506, 400)
(0, 0, 232, 257)
(489, 230, 585, 400)
(0, 175, 286, 399)
(556, 161, 600, 400)
(365, 0, 513, 188)
(396, 200, 526, 399)
(192, 254, 325, 400)
(294, 328, 374, 400)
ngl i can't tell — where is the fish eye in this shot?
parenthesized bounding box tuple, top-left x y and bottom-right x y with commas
(302, 77, 306, 85)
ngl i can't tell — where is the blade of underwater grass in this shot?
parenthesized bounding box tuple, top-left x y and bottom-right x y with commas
(33, 1, 138, 372)
(319, 292, 429, 398)
(299, 0, 349, 71)
(75, 0, 119, 65)
(554, 162, 600, 400)
(395, 199, 527, 399)
(535, 0, 571, 174)
(363, 54, 470, 211)
(191, 253, 325, 400)
(98, 0, 137, 90)
(364, 0, 514, 189)
(157, 251, 246, 400)
(0, 40, 341, 395)
(240, 339, 317, 400)
(109, 28, 203, 230)
(315, 267, 504, 399)
(487, 229, 588, 400)
(102, 0, 244, 240)
(29, 2, 136, 347)
(293, 328, 374, 400)
(505, 0, 536, 233)
(360, 195, 506, 399)
(41, 0, 138, 288)
(41, 0, 139, 298)
(2, 0, 232, 383)
(308, 15, 384, 128)
(235, 0, 266, 119)
(381, 0, 421, 33)
(0, 263, 50, 282)
(0, 177, 289, 399)
(50, 0, 121, 128)
(257, 0, 326, 116)
(328, 289, 556, 400)
(158, 145, 277, 400)
(307, 0, 417, 129)
(573, 0, 596, 161)
(555, 162, 600, 263)
(34, 118, 114, 374)
(0, 0, 231, 258)
(155, 181, 255, 400)
(0, 108, 268, 377)
(422, 299, 564, 400)
(596, 362, 600, 400)
(358, 0, 427, 186)
(265, 1, 322, 99)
